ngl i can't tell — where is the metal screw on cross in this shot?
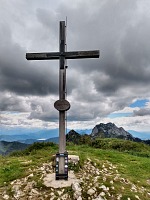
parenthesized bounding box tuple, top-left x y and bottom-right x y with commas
(26, 21, 100, 180)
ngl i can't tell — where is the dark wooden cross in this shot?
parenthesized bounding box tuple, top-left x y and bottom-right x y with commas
(26, 21, 99, 180)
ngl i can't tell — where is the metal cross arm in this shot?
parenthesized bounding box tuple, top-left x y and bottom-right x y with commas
(26, 50, 99, 60)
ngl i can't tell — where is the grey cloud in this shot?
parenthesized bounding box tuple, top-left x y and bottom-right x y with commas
(133, 108, 150, 116)
(28, 105, 58, 122)
(29, 111, 58, 122)
(36, 8, 59, 30)
(0, 93, 29, 112)
(0, 26, 59, 96)
(28, 98, 58, 122)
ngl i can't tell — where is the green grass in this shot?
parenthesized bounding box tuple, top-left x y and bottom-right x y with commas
(67, 145, 150, 187)
(67, 144, 150, 199)
(0, 139, 150, 199)
(0, 156, 23, 185)
(0, 142, 58, 186)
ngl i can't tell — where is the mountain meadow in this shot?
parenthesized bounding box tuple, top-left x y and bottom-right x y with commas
(0, 136, 150, 200)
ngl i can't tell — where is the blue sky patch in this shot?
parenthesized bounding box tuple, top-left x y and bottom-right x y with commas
(130, 99, 149, 108)
(108, 113, 132, 118)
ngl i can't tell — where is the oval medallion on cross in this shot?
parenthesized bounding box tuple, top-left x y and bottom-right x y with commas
(54, 99, 70, 111)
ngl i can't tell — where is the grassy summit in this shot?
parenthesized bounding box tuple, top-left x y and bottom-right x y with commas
(0, 140, 150, 199)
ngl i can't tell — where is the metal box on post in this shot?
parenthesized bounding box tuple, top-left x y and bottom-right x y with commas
(55, 152, 68, 180)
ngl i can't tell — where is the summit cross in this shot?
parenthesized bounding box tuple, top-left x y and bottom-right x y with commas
(26, 21, 100, 180)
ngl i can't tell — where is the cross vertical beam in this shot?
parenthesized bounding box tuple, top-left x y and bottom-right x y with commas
(58, 21, 66, 174)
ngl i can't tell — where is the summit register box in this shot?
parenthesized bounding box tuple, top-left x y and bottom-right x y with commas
(55, 152, 68, 180)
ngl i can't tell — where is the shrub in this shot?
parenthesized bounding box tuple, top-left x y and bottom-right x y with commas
(90, 138, 150, 157)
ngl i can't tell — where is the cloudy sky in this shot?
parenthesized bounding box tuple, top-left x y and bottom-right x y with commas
(0, 0, 150, 138)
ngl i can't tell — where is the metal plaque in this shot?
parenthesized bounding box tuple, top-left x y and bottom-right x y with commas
(54, 99, 70, 111)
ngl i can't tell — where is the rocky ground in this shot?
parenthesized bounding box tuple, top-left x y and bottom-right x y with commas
(0, 156, 150, 200)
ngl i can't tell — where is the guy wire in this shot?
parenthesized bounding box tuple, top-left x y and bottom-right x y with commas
(65, 17, 68, 135)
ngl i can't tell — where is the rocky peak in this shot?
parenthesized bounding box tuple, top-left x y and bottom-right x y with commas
(66, 130, 81, 144)
(91, 122, 134, 140)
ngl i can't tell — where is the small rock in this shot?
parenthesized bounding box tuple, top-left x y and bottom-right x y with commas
(103, 177, 106, 182)
(50, 192, 54, 196)
(57, 190, 63, 196)
(72, 182, 81, 192)
(61, 194, 69, 200)
(87, 188, 95, 195)
(30, 188, 39, 195)
(114, 176, 119, 181)
(103, 168, 108, 172)
(117, 194, 122, 200)
(14, 190, 25, 199)
(3, 194, 9, 200)
(24, 181, 36, 191)
(100, 192, 105, 197)
(72, 182, 82, 199)
(94, 176, 99, 183)
(131, 184, 137, 192)
(147, 179, 150, 185)
(121, 186, 125, 190)
(28, 173, 34, 178)
(107, 192, 111, 197)
(96, 170, 100, 175)
(87, 158, 91, 162)
(99, 185, 107, 191)
(95, 182, 99, 187)
(68, 155, 79, 164)
(12, 184, 20, 191)
(135, 195, 140, 200)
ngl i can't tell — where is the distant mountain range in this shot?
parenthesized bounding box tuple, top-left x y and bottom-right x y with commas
(66, 123, 135, 144)
(0, 122, 150, 155)
(0, 128, 92, 143)
(18, 137, 59, 144)
(127, 130, 150, 140)
(1, 125, 150, 140)
(0, 137, 59, 155)
(66, 123, 150, 145)
(0, 129, 59, 142)
(0, 141, 29, 155)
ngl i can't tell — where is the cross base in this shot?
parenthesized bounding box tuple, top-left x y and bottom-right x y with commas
(55, 174, 68, 180)
(55, 152, 68, 180)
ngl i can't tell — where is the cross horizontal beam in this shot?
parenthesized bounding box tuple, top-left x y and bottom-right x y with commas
(26, 50, 99, 60)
